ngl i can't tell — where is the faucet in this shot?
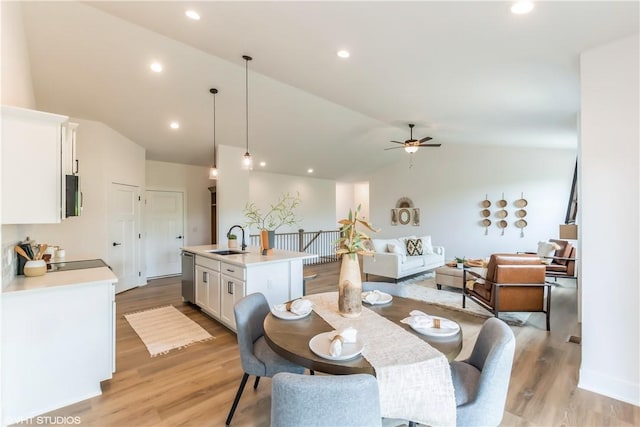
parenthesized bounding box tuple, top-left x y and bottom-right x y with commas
(227, 225, 247, 251)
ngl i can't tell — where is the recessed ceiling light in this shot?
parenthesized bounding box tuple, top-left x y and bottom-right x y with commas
(185, 10, 200, 20)
(150, 62, 163, 73)
(511, 1, 534, 15)
(307, 168, 314, 174)
(169, 122, 180, 129)
(259, 161, 266, 167)
(337, 50, 350, 59)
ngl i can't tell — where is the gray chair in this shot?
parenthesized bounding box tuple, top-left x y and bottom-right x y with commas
(362, 281, 410, 297)
(449, 317, 516, 426)
(271, 372, 382, 427)
(225, 292, 305, 426)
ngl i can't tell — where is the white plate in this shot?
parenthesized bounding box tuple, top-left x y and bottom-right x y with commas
(361, 291, 393, 305)
(271, 308, 312, 320)
(409, 316, 460, 338)
(308, 331, 365, 361)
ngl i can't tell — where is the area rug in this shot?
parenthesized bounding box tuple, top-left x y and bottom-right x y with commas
(124, 305, 214, 357)
(396, 273, 531, 326)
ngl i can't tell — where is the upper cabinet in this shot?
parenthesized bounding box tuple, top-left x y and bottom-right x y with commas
(62, 121, 79, 176)
(1, 105, 70, 224)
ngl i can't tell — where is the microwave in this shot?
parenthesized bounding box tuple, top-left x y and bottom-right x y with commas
(65, 175, 81, 217)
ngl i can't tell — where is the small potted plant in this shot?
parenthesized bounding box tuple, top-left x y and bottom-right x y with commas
(455, 257, 466, 269)
(228, 234, 238, 249)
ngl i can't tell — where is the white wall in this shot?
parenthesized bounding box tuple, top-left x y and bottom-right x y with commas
(145, 160, 211, 246)
(249, 171, 336, 234)
(336, 182, 355, 224)
(0, 2, 35, 109)
(368, 144, 576, 259)
(579, 34, 639, 406)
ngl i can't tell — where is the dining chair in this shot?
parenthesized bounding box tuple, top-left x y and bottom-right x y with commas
(225, 292, 306, 426)
(449, 317, 516, 426)
(271, 372, 382, 427)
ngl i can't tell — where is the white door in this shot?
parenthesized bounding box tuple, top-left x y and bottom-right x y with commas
(145, 190, 184, 278)
(109, 183, 140, 293)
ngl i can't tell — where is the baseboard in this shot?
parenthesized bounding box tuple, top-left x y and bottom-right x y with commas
(579, 367, 640, 406)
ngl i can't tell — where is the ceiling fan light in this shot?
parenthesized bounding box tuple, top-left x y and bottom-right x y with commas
(404, 146, 419, 154)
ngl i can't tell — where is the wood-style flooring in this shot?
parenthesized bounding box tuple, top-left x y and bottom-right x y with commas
(33, 262, 639, 426)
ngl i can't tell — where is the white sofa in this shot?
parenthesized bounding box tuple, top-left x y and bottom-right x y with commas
(363, 235, 445, 281)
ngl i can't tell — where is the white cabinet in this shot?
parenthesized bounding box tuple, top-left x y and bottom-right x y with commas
(1, 105, 69, 224)
(195, 256, 221, 318)
(61, 121, 79, 176)
(1, 280, 115, 421)
(191, 254, 306, 333)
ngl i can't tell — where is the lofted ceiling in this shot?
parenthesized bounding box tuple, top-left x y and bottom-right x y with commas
(19, 1, 639, 181)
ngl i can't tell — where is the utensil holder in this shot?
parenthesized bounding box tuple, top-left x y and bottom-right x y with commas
(24, 260, 47, 277)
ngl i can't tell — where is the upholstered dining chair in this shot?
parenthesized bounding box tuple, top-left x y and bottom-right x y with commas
(450, 317, 516, 426)
(225, 292, 306, 426)
(271, 372, 382, 427)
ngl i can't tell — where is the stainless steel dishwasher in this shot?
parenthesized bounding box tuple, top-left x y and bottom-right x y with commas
(181, 251, 195, 303)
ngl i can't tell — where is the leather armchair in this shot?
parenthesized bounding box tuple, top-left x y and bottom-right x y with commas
(463, 254, 551, 331)
(544, 239, 577, 280)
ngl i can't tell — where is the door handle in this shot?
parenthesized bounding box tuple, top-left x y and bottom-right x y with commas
(228, 281, 233, 295)
(112, 242, 122, 247)
(176, 236, 183, 239)
(203, 271, 208, 284)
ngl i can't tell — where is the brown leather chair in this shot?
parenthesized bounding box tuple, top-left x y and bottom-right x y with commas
(545, 239, 577, 281)
(463, 254, 551, 331)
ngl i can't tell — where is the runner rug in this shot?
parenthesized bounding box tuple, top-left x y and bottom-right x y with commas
(124, 305, 213, 357)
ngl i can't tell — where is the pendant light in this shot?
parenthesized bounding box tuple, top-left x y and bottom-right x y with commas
(242, 55, 253, 168)
(208, 88, 219, 179)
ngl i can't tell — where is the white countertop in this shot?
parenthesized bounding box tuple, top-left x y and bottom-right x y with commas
(3, 267, 118, 294)
(182, 245, 317, 267)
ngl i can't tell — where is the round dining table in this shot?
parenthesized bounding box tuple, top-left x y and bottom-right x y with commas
(263, 292, 463, 375)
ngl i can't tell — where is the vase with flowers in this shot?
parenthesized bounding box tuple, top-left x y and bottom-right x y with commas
(244, 192, 301, 254)
(335, 205, 379, 317)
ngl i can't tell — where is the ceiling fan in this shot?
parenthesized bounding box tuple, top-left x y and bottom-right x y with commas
(385, 124, 441, 153)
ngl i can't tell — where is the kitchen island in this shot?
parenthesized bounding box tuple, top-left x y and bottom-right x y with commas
(181, 245, 317, 331)
(2, 264, 117, 424)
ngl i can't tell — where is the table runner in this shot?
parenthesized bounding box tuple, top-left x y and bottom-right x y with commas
(305, 292, 456, 426)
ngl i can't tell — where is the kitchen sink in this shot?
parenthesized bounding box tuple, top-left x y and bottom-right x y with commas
(205, 249, 247, 256)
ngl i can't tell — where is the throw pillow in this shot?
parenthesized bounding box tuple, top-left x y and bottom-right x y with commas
(387, 243, 405, 255)
(419, 235, 435, 254)
(406, 238, 423, 256)
(537, 241, 560, 265)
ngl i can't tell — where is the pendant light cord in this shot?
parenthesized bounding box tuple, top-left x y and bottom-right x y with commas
(210, 88, 218, 167)
(243, 55, 252, 157)
(245, 57, 249, 154)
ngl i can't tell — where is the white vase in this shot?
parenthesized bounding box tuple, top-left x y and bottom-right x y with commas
(228, 239, 238, 249)
(338, 254, 362, 318)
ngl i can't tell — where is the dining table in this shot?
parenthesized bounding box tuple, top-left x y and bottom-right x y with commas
(263, 291, 462, 426)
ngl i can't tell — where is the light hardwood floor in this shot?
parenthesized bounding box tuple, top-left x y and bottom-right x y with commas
(34, 262, 638, 426)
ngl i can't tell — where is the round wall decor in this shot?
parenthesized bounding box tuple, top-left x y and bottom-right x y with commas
(398, 208, 411, 225)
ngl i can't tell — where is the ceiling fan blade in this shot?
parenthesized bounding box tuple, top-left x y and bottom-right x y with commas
(390, 141, 406, 144)
(384, 146, 405, 150)
(417, 143, 442, 147)
(418, 136, 433, 143)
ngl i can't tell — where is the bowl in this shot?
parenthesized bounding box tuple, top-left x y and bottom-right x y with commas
(24, 260, 47, 277)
